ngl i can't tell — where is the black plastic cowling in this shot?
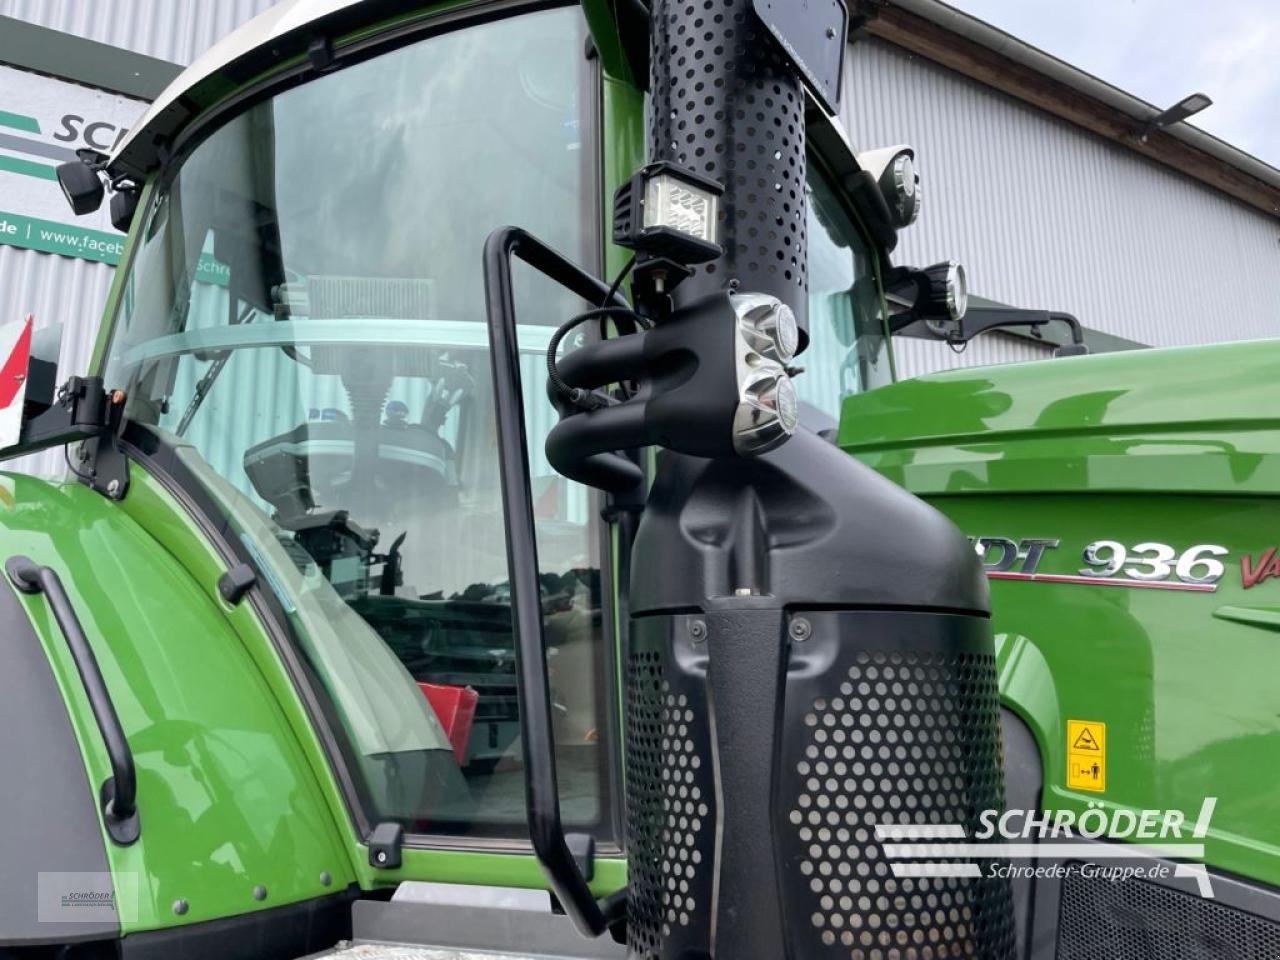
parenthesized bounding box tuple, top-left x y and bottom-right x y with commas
(623, 431, 1017, 959)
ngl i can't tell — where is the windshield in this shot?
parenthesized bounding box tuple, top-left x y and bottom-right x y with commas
(103, 7, 612, 839)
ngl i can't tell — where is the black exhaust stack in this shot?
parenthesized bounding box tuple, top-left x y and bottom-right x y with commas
(484, 0, 1016, 955)
(648, 0, 808, 324)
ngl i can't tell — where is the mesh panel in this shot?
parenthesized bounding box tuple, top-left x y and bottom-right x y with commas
(626, 613, 1013, 958)
(1059, 867, 1280, 960)
(625, 649, 667, 958)
(658, 689, 707, 932)
(626, 624, 716, 960)
(782, 646, 1016, 958)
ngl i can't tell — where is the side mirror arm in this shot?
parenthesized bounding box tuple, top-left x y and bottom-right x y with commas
(901, 305, 1091, 357)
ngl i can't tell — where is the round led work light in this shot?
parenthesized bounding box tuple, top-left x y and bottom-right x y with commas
(731, 292, 800, 455)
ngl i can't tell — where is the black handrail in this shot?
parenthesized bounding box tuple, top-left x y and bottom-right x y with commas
(482, 226, 629, 938)
(6, 556, 140, 845)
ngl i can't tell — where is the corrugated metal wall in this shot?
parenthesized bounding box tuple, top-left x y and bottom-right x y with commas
(0, 0, 274, 64)
(893, 331, 1050, 381)
(841, 36, 1280, 379)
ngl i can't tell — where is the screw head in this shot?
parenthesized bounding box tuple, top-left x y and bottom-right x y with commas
(252, 884, 267, 901)
(826, 26, 837, 38)
(106, 479, 120, 497)
(319, 870, 332, 887)
(376, 850, 388, 865)
(172, 899, 188, 916)
(789, 618, 812, 642)
(689, 619, 707, 643)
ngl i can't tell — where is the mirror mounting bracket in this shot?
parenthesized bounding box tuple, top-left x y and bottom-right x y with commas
(3, 376, 131, 500)
(896, 305, 1090, 358)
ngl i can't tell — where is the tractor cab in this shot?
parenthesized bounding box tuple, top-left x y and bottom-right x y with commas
(81, 0, 922, 853)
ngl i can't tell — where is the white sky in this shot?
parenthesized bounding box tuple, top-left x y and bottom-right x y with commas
(945, 0, 1280, 168)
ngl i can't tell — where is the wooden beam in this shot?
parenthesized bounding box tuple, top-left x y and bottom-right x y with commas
(857, 3, 1280, 219)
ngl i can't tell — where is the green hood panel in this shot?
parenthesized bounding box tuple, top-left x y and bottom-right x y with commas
(838, 338, 1280, 496)
(0, 472, 353, 933)
(838, 339, 1280, 888)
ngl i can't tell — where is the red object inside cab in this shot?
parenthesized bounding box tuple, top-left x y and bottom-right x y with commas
(418, 682, 478, 764)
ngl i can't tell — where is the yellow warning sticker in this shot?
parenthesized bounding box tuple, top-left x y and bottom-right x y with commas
(1066, 719, 1106, 792)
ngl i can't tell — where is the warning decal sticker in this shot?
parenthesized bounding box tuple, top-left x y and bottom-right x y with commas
(1066, 718, 1106, 793)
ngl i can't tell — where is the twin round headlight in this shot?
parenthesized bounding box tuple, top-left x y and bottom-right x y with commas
(731, 293, 801, 456)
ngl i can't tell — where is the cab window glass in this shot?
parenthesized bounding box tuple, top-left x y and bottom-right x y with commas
(104, 8, 612, 840)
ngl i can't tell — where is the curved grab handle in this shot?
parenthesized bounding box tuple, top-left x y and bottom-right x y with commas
(482, 227, 628, 938)
(6, 556, 139, 845)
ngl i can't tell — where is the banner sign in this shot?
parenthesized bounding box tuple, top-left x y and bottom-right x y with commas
(0, 211, 127, 265)
(0, 64, 147, 261)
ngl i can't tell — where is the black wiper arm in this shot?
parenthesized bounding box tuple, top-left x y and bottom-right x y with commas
(175, 302, 256, 436)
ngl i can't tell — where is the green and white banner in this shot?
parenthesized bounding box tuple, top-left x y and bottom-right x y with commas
(0, 64, 147, 262)
(0, 211, 127, 265)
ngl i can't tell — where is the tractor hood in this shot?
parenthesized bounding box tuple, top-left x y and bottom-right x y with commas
(108, 0, 423, 180)
(839, 338, 1280, 497)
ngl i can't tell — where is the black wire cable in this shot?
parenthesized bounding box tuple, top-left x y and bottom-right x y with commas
(601, 253, 636, 311)
(546, 307, 643, 409)
(64, 444, 93, 482)
(546, 255, 646, 411)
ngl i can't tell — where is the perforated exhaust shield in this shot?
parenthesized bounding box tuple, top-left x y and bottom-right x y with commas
(625, 611, 1017, 959)
(648, 0, 808, 326)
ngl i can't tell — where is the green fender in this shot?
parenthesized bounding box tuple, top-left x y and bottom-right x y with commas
(0, 471, 354, 934)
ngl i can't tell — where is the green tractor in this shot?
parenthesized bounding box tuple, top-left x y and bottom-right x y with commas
(0, 0, 1271, 957)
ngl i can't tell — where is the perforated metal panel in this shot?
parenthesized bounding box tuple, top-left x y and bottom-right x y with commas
(779, 611, 1017, 959)
(648, 0, 808, 321)
(657, 689, 707, 931)
(625, 648, 666, 957)
(625, 623, 715, 960)
(1058, 867, 1280, 960)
